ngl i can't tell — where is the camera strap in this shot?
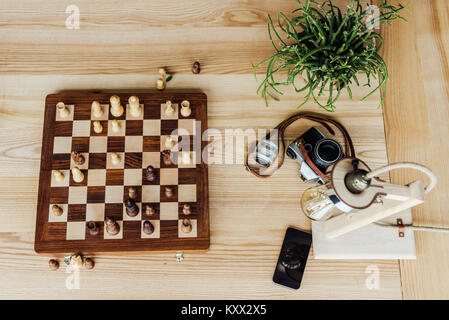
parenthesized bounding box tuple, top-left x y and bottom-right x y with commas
(245, 112, 355, 178)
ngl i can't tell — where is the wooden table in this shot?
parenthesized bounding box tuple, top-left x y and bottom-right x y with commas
(0, 0, 441, 299)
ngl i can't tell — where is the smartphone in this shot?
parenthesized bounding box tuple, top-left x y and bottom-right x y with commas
(272, 227, 312, 290)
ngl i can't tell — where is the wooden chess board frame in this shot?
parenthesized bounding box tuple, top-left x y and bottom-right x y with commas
(34, 92, 209, 254)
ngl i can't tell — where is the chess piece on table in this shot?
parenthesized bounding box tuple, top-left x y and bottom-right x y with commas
(56, 102, 70, 118)
(145, 165, 156, 182)
(180, 100, 191, 117)
(128, 187, 137, 200)
(53, 170, 64, 182)
(71, 151, 85, 166)
(128, 96, 142, 117)
(93, 120, 103, 134)
(181, 219, 192, 233)
(84, 258, 95, 270)
(164, 136, 176, 149)
(182, 204, 191, 215)
(110, 95, 124, 117)
(192, 61, 201, 74)
(87, 221, 99, 236)
(125, 198, 139, 217)
(164, 100, 175, 117)
(162, 150, 172, 165)
(156, 78, 165, 91)
(111, 152, 121, 165)
(143, 220, 154, 235)
(49, 259, 59, 271)
(165, 187, 174, 198)
(91, 101, 103, 118)
(111, 119, 121, 133)
(51, 204, 63, 217)
(72, 167, 84, 183)
(105, 217, 120, 236)
(159, 68, 172, 82)
(144, 204, 156, 217)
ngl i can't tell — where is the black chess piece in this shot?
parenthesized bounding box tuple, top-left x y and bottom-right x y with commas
(125, 198, 139, 217)
(143, 220, 154, 235)
(145, 165, 156, 182)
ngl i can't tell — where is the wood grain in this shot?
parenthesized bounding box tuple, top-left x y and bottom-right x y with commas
(0, 0, 404, 299)
(378, 0, 449, 299)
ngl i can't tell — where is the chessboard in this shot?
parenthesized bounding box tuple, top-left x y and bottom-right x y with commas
(34, 92, 209, 254)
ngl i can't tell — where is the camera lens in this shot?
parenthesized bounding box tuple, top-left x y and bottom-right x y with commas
(312, 138, 343, 168)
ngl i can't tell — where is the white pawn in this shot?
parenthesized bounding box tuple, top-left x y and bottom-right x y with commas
(56, 102, 70, 118)
(165, 100, 175, 116)
(165, 136, 176, 149)
(72, 167, 84, 183)
(111, 152, 120, 165)
(181, 152, 191, 165)
(93, 120, 103, 133)
(180, 100, 191, 117)
(128, 96, 142, 117)
(110, 95, 124, 117)
(111, 119, 121, 133)
(91, 101, 103, 118)
(53, 170, 64, 182)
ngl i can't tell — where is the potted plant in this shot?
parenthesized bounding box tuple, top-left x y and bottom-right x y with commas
(253, 0, 407, 111)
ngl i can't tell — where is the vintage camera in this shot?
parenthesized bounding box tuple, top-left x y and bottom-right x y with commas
(286, 127, 343, 183)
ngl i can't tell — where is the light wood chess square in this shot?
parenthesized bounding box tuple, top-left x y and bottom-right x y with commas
(125, 136, 143, 152)
(142, 152, 160, 168)
(141, 220, 160, 239)
(48, 204, 68, 222)
(51, 170, 70, 187)
(143, 119, 161, 136)
(104, 220, 123, 239)
(68, 186, 87, 204)
(70, 152, 89, 170)
(161, 135, 178, 151)
(160, 102, 178, 120)
(107, 120, 126, 136)
(72, 120, 91, 137)
(55, 104, 74, 121)
(89, 136, 108, 153)
(178, 184, 197, 202)
(66, 221, 86, 240)
(178, 219, 197, 238)
(105, 186, 124, 203)
(126, 104, 144, 120)
(124, 169, 142, 185)
(106, 152, 125, 169)
(86, 203, 105, 221)
(90, 104, 109, 121)
(87, 169, 106, 186)
(160, 202, 179, 220)
(178, 151, 196, 168)
(178, 119, 196, 136)
(160, 168, 178, 185)
(142, 185, 160, 202)
(123, 203, 142, 221)
(53, 137, 72, 154)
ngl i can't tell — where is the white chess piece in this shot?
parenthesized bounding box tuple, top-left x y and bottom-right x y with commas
(181, 152, 191, 165)
(165, 100, 175, 116)
(91, 101, 103, 118)
(156, 78, 165, 91)
(56, 102, 70, 118)
(110, 152, 120, 165)
(71, 167, 84, 183)
(128, 96, 142, 117)
(93, 120, 103, 133)
(110, 95, 124, 117)
(111, 119, 121, 133)
(165, 136, 176, 149)
(180, 100, 191, 117)
(53, 170, 64, 182)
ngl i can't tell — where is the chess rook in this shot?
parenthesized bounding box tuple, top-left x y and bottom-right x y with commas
(125, 198, 139, 217)
(56, 102, 70, 118)
(143, 221, 154, 235)
(71, 167, 84, 183)
(110, 95, 124, 117)
(91, 101, 103, 118)
(128, 96, 142, 117)
(105, 217, 120, 235)
(180, 100, 191, 117)
(71, 151, 85, 166)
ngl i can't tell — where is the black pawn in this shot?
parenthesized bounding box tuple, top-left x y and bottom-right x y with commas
(125, 198, 139, 217)
(143, 221, 154, 235)
(146, 165, 156, 182)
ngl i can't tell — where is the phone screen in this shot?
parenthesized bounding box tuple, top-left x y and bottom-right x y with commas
(272, 227, 312, 290)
